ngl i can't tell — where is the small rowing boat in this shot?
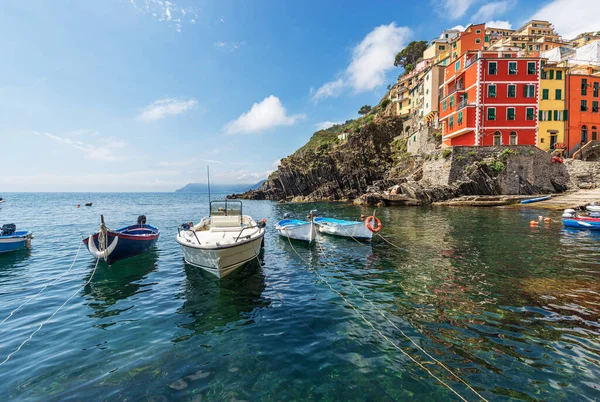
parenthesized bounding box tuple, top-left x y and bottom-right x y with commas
(0, 224, 34, 254)
(562, 209, 600, 230)
(83, 215, 160, 265)
(521, 195, 551, 204)
(314, 217, 372, 241)
(275, 216, 317, 243)
(176, 200, 266, 278)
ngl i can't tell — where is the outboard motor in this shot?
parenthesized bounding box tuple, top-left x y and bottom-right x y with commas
(1, 224, 16, 236)
(562, 209, 577, 219)
(137, 215, 147, 225)
(283, 212, 291, 219)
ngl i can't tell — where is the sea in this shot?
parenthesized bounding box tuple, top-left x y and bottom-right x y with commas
(0, 192, 598, 401)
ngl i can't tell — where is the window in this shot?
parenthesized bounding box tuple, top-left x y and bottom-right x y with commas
(539, 110, 547, 121)
(555, 89, 562, 100)
(526, 107, 535, 120)
(488, 62, 497, 75)
(549, 70, 554, 79)
(509, 132, 518, 145)
(582, 125, 588, 142)
(488, 84, 497, 98)
(508, 61, 517, 74)
(593, 101, 599, 112)
(527, 62, 536, 74)
(494, 131, 502, 145)
(582, 79, 588, 95)
(548, 110, 553, 121)
(564, 110, 569, 120)
(476, 29, 481, 34)
(507, 107, 516, 120)
(475, 38, 481, 44)
(593, 126, 598, 141)
(541, 70, 547, 79)
(487, 108, 496, 120)
(594, 82, 599, 97)
(554, 110, 560, 121)
(524, 84, 535, 98)
(439, 45, 445, 50)
(508, 84, 516, 98)
(458, 111, 463, 124)
(449, 116, 454, 128)
(556, 70, 563, 80)
(581, 100, 588, 111)
(542, 89, 549, 99)
(455, 60, 461, 71)
(450, 96, 455, 107)
(443, 100, 447, 111)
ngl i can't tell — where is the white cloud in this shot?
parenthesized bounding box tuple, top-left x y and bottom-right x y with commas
(450, 25, 467, 32)
(315, 121, 343, 130)
(224, 96, 305, 134)
(138, 98, 198, 122)
(312, 23, 411, 101)
(129, 0, 198, 32)
(214, 41, 245, 51)
(531, 0, 600, 39)
(434, 0, 478, 20)
(486, 20, 512, 29)
(471, 0, 515, 22)
(38, 132, 126, 162)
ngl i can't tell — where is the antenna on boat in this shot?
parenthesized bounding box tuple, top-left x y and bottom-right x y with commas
(207, 165, 211, 203)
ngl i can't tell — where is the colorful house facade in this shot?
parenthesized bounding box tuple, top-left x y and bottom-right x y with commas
(566, 72, 600, 153)
(537, 63, 568, 151)
(439, 51, 541, 146)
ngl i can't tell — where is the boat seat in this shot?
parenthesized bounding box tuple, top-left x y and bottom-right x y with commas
(211, 215, 242, 228)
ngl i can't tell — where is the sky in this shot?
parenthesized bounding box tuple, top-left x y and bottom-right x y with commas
(1, 0, 599, 192)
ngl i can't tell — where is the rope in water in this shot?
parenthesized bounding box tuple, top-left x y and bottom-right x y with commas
(0, 240, 84, 327)
(315, 237, 488, 402)
(285, 235, 472, 402)
(375, 233, 405, 251)
(0, 256, 101, 367)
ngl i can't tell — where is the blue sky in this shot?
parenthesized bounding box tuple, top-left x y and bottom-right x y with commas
(1, 0, 596, 191)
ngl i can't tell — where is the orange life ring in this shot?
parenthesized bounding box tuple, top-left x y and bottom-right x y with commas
(365, 216, 382, 233)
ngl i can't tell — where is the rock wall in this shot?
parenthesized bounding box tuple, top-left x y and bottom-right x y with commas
(236, 116, 403, 201)
(564, 159, 600, 189)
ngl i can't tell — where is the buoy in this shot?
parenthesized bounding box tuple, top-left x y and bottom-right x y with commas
(366, 216, 382, 233)
(262, 218, 267, 223)
(360, 214, 366, 220)
(530, 220, 538, 227)
(544, 217, 551, 223)
(76, 204, 80, 208)
(538, 215, 543, 221)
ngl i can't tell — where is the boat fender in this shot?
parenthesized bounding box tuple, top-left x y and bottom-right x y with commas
(88, 235, 119, 260)
(365, 216, 382, 233)
(137, 215, 147, 225)
(544, 217, 551, 223)
(257, 218, 267, 229)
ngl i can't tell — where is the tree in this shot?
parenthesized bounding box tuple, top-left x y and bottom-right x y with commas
(394, 41, 428, 70)
(358, 105, 372, 115)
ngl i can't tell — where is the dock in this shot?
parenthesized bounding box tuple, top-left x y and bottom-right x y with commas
(522, 188, 600, 210)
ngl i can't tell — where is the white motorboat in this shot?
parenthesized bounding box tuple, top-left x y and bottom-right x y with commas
(314, 217, 373, 241)
(586, 204, 600, 212)
(176, 200, 266, 278)
(275, 216, 317, 243)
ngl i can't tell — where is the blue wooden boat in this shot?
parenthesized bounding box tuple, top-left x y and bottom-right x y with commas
(520, 195, 551, 204)
(0, 224, 33, 254)
(562, 217, 600, 230)
(83, 215, 160, 265)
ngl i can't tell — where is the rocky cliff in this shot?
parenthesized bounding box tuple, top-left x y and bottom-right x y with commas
(232, 116, 403, 201)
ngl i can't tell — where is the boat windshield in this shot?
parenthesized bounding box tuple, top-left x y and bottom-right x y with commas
(210, 200, 242, 217)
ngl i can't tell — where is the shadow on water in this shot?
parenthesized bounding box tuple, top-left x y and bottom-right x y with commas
(83, 250, 159, 321)
(174, 253, 269, 342)
(0, 249, 30, 285)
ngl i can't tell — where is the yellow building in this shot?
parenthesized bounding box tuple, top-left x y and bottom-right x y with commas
(570, 32, 600, 48)
(537, 63, 568, 151)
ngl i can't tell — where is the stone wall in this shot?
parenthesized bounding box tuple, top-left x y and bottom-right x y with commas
(564, 159, 600, 189)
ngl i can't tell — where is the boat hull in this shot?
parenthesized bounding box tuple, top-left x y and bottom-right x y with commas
(83, 225, 160, 265)
(0, 231, 32, 254)
(521, 195, 551, 204)
(275, 220, 316, 243)
(563, 218, 600, 230)
(177, 233, 264, 278)
(315, 218, 372, 241)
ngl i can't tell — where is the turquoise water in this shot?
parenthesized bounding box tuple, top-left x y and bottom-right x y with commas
(0, 193, 599, 401)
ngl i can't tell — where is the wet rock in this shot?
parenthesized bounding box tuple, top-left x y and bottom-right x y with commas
(186, 370, 212, 380)
(169, 379, 188, 391)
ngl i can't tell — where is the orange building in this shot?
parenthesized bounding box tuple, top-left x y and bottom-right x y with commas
(566, 72, 600, 154)
(450, 23, 486, 62)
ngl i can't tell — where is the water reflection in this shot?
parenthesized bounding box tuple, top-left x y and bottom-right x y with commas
(175, 256, 268, 342)
(83, 251, 158, 320)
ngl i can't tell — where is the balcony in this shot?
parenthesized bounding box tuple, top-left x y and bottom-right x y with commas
(457, 99, 468, 110)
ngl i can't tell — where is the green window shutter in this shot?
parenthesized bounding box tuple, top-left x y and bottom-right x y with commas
(527, 108, 534, 120)
(443, 100, 447, 111)
(556, 70, 563, 80)
(450, 96, 454, 107)
(549, 70, 554, 79)
(564, 110, 568, 120)
(553, 110, 559, 120)
(542, 89, 549, 99)
(548, 110, 553, 121)
(538, 110, 543, 120)
(555, 89, 562, 100)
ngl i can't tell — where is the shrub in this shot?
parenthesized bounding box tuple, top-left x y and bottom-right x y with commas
(467, 150, 477, 157)
(380, 99, 391, 109)
(490, 159, 505, 173)
(529, 150, 535, 156)
(500, 148, 519, 158)
(442, 148, 452, 158)
(434, 154, 439, 160)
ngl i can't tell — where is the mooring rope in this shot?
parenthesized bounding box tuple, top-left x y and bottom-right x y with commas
(375, 233, 405, 251)
(284, 236, 472, 402)
(315, 237, 488, 402)
(0, 240, 84, 327)
(0, 257, 101, 367)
